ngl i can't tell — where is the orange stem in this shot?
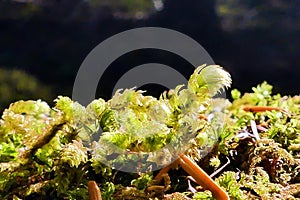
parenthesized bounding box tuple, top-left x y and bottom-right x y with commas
(243, 106, 287, 113)
(153, 155, 229, 199)
(154, 164, 172, 182)
(88, 181, 102, 200)
(178, 155, 229, 200)
(199, 114, 208, 121)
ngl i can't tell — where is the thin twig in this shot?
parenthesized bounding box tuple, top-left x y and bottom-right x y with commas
(154, 162, 176, 182)
(20, 122, 66, 159)
(198, 114, 208, 121)
(187, 179, 197, 194)
(88, 181, 102, 200)
(0, 122, 66, 174)
(250, 120, 260, 140)
(243, 105, 289, 114)
(210, 156, 230, 178)
(178, 155, 229, 200)
(154, 155, 230, 199)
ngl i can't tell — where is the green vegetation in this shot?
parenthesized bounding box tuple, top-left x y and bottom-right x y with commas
(0, 68, 53, 113)
(0, 65, 299, 199)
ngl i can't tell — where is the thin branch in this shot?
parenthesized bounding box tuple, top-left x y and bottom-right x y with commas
(178, 155, 229, 200)
(0, 121, 66, 173)
(250, 120, 260, 141)
(243, 105, 289, 114)
(19, 122, 66, 159)
(88, 181, 102, 200)
(210, 156, 230, 178)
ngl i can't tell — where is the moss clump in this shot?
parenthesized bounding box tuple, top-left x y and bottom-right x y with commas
(0, 70, 299, 199)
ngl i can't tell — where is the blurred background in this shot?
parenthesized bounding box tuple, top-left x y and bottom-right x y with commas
(0, 0, 300, 112)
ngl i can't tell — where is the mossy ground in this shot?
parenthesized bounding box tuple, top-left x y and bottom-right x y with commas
(0, 80, 299, 200)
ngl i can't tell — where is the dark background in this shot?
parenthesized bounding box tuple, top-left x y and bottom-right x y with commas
(0, 0, 299, 111)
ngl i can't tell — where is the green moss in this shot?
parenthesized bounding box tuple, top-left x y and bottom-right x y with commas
(1, 66, 299, 199)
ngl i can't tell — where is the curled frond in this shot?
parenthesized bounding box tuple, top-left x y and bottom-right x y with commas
(188, 64, 231, 97)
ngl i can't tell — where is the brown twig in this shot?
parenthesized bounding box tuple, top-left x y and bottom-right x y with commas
(199, 114, 208, 121)
(154, 164, 173, 182)
(0, 122, 66, 174)
(243, 106, 288, 114)
(88, 181, 102, 200)
(210, 156, 230, 178)
(154, 155, 229, 200)
(178, 155, 229, 200)
(19, 120, 66, 160)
